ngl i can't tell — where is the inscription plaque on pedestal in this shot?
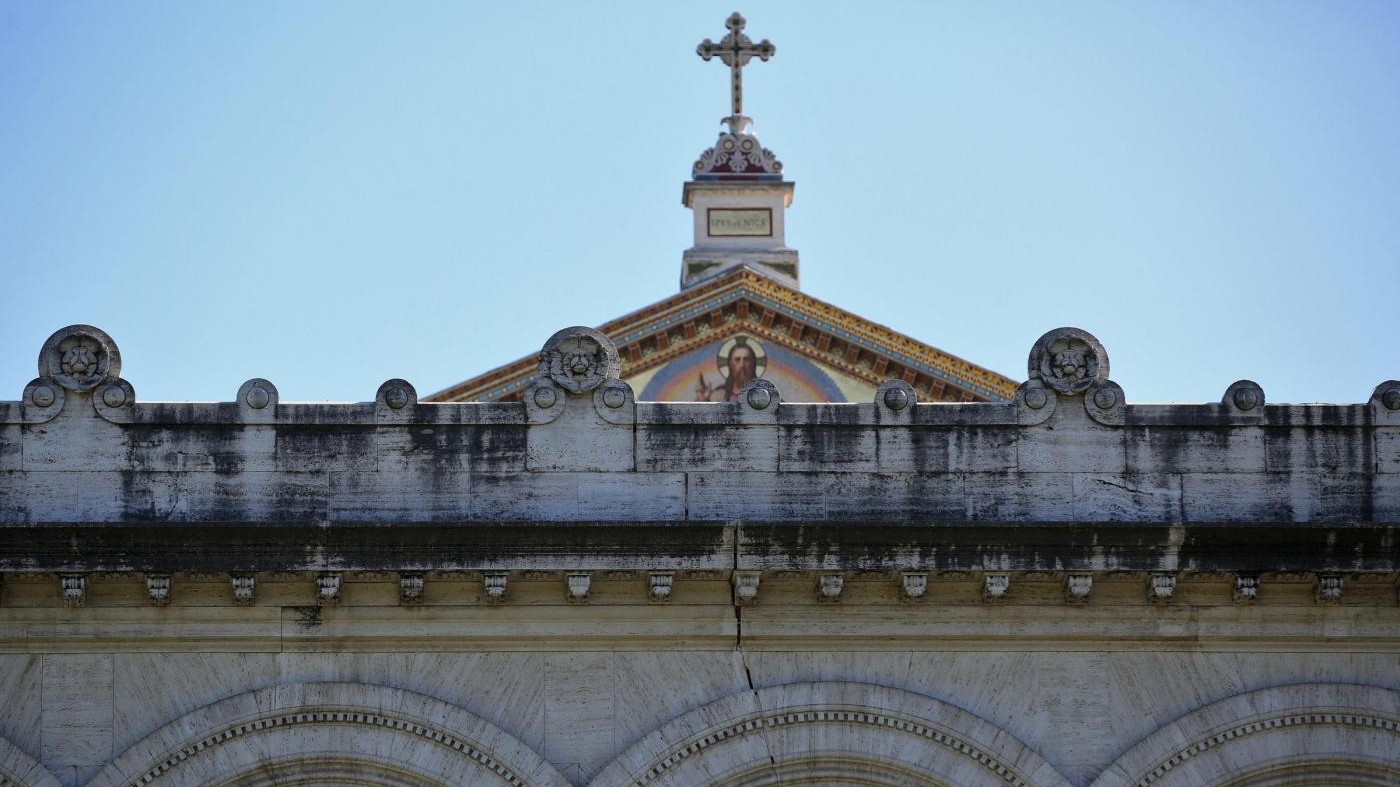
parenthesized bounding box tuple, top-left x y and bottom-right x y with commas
(708, 208, 772, 237)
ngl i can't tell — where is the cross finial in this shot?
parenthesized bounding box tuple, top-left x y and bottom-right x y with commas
(697, 12, 776, 129)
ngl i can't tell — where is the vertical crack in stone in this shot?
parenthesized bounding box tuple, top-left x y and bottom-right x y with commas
(730, 521, 777, 774)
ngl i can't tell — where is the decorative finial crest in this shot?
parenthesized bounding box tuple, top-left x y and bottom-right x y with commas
(538, 327, 620, 395)
(1028, 328, 1109, 396)
(38, 325, 120, 392)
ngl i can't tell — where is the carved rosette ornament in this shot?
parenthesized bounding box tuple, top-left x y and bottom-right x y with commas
(538, 327, 620, 396)
(1028, 327, 1108, 396)
(39, 325, 121, 392)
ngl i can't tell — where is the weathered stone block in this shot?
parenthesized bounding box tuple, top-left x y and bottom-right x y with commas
(1264, 427, 1372, 475)
(1017, 404, 1126, 474)
(1183, 473, 1375, 523)
(1374, 474, 1400, 523)
(375, 424, 527, 474)
(1126, 426, 1266, 475)
(330, 470, 472, 522)
(878, 425, 1017, 473)
(823, 473, 963, 521)
(42, 654, 113, 786)
(273, 427, 378, 473)
(689, 472, 827, 520)
(1376, 428, 1400, 474)
(1072, 474, 1183, 523)
(20, 404, 132, 471)
(635, 424, 776, 472)
(964, 472, 1075, 521)
(0, 424, 21, 472)
(472, 472, 685, 521)
(526, 395, 633, 472)
(779, 425, 878, 472)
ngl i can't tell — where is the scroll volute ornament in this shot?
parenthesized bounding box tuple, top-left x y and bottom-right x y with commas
(538, 327, 621, 395)
(1027, 327, 1109, 396)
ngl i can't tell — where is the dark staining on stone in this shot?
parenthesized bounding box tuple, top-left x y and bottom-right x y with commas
(293, 606, 322, 628)
(643, 426, 746, 466)
(406, 425, 528, 474)
(782, 425, 871, 467)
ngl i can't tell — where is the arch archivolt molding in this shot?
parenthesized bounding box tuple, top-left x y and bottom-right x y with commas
(587, 681, 1073, 787)
(1090, 683, 1400, 787)
(636, 706, 1020, 786)
(84, 682, 570, 787)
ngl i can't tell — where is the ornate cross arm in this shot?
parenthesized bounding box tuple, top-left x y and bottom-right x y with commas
(697, 12, 776, 117)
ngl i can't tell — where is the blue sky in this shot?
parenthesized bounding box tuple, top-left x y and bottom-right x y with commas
(2, 3, 1396, 404)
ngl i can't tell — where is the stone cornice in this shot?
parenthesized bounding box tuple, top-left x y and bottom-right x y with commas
(2, 325, 1397, 580)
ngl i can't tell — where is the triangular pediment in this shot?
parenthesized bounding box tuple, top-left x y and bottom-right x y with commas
(425, 267, 1016, 404)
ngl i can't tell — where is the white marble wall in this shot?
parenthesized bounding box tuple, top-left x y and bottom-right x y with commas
(2, 648, 1398, 787)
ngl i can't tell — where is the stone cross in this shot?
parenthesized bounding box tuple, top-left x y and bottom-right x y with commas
(697, 12, 776, 118)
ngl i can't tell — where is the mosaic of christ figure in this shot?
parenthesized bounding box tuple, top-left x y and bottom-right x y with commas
(694, 335, 767, 402)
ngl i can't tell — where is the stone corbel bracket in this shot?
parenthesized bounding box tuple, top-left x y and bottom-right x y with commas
(483, 572, 509, 603)
(398, 573, 424, 605)
(565, 572, 592, 603)
(899, 572, 928, 602)
(733, 570, 761, 605)
(647, 572, 674, 603)
(61, 574, 86, 607)
(1149, 574, 1177, 603)
(146, 574, 172, 606)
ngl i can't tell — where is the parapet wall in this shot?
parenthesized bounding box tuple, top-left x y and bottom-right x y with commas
(1, 324, 1397, 578)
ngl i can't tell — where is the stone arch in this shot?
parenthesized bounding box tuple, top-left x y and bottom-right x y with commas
(587, 681, 1072, 787)
(1089, 683, 1400, 787)
(0, 734, 61, 787)
(84, 682, 570, 787)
